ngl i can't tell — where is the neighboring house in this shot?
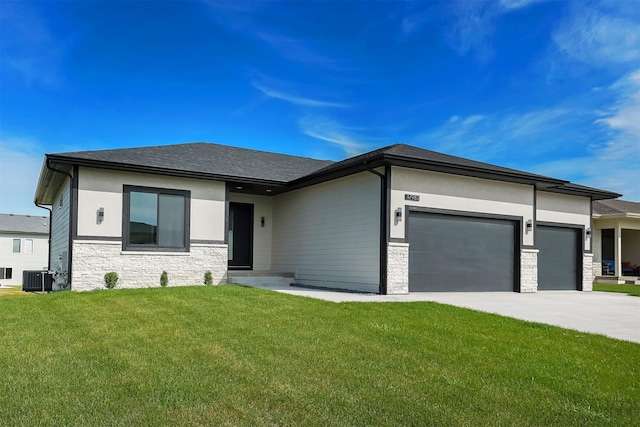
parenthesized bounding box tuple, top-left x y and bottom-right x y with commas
(0, 214, 49, 286)
(592, 199, 640, 284)
(33, 142, 620, 293)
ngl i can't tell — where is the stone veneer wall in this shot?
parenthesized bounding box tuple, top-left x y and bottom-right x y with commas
(386, 242, 409, 294)
(582, 253, 593, 291)
(592, 262, 601, 283)
(520, 248, 539, 293)
(71, 240, 228, 291)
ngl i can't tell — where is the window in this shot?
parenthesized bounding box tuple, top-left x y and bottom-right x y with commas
(123, 185, 190, 251)
(25, 239, 33, 253)
(0, 268, 12, 280)
(13, 239, 20, 253)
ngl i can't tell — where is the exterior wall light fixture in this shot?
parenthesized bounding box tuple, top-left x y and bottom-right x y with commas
(97, 207, 105, 224)
(261, 216, 265, 227)
(586, 228, 591, 238)
(526, 219, 533, 232)
(395, 208, 403, 221)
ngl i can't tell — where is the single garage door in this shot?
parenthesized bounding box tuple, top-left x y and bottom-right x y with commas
(537, 225, 580, 290)
(408, 212, 517, 292)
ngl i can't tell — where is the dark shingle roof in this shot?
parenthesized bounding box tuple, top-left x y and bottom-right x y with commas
(309, 143, 563, 182)
(300, 143, 579, 190)
(50, 142, 334, 183)
(37, 141, 621, 203)
(593, 199, 640, 215)
(0, 214, 49, 234)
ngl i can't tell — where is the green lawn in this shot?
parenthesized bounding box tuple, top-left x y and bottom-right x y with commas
(0, 285, 33, 298)
(1, 286, 638, 426)
(593, 283, 640, 296)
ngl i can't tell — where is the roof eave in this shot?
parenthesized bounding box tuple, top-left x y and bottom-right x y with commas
(34, 156, 73, 205)
(287, 152, 579, 193)
(382, 154, 568, 187)
(286, 157, 387, 191)
(0, 230, 49, 235)
(594, 213, 640, 220)
(43, 155, 291, 191)
(545, 185, 622, 201)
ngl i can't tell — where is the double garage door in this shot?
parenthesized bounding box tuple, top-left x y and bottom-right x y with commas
(407, 211, 581, 292)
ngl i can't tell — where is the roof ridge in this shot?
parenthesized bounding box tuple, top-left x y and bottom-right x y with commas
(54, 141, 333, 163)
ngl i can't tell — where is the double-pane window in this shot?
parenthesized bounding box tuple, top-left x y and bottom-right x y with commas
(124, 186, 190, 251)
(0, 267, 12, 279)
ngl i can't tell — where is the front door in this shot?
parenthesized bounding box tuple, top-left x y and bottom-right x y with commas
(228, 202, 253, 269)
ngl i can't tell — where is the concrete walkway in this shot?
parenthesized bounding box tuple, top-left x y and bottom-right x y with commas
(246, 283, 640, 343)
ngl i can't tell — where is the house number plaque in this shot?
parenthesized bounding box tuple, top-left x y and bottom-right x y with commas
(404, 194, 420, 201)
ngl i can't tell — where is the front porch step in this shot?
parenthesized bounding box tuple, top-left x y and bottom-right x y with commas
(227, 271, 294, 287)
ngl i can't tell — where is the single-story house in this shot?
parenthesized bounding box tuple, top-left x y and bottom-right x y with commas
(0, 213, 49, 286)
(592, 199, 640, 284)
(33, 142, 620, 293)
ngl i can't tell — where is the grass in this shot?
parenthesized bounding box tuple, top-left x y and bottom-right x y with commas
(0, 285, 638, 426)
(0, 285, 34, 298)
(593, 283, 640, 296)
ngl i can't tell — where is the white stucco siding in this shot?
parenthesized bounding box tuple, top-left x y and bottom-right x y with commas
(76, 167, 226, 242)
(390, 167, 535, 246)
(536, 191, 591, 251)
(271, 172, 380, 292)
(228, 193, 273, 271)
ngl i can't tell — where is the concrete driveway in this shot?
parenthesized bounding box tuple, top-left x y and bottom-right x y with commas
(246, 283, 640, 343)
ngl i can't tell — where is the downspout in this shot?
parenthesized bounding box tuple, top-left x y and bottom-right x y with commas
(34, 201, 52, 271)
(45, 158, 74, 288)
(366, 165, 388, 295)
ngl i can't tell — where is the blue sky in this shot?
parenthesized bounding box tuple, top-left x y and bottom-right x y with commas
(1, 0, 639, 216)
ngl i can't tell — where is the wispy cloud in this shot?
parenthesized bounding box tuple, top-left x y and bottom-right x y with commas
(552, 6, 640, 67)
(299, 116, 369, 157)
(199, 1, 341, 69)
(416, 69, 640, 200)
(0, 133, 47, 215)
(417, 108, 576, 162)
(253, 82, 348, 108)
(595, 70, 640, 137)
(255, 31, 341, 69)
(0, 2, 65, 89)
(444, 1, 496, 62)
(498, 0, 547, 10)
(404, 0, 547, 62)
(586, 69, 640, 200)
(251, 75, 349, 108)
(531, 2, 640, 199)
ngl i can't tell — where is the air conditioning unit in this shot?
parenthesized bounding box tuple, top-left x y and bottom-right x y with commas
(22, 270, 53, 292)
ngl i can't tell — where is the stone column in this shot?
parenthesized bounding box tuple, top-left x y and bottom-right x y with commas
(582, 253, 594, 291)
(386, 242, 409, 294)
(520, 248, 539, 293)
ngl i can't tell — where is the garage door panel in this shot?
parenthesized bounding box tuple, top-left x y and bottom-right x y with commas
(408, 212, 517, 292)
(537, 225, 580, 290)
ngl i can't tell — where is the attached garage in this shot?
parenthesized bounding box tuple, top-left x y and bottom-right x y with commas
(408, 211, 519, 292)
(537, 225, 581, 290)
